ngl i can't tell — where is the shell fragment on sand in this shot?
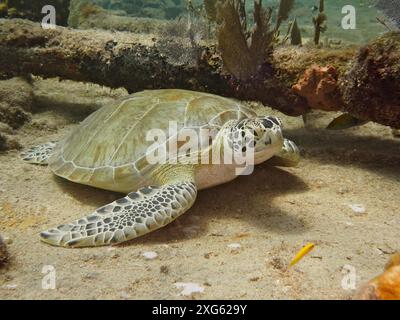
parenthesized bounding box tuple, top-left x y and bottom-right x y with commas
(227, 243, 242, 252)
(174, 282, 205, 296)
(143, 251, 158, 260)
(349, 204, 366, 215)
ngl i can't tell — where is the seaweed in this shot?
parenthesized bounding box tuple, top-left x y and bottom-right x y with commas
(216, 0, 274, 81)
(312, 0, 327, 45)
(274, 0, 295, 33)
(204, 0, 218, 22)
(290, 17, 302, 46)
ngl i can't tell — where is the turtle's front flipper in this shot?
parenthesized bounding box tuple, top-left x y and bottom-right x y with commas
(20, 142, 56, 165)
(269, 139, 300, 167)
(40, 181, 198, 248)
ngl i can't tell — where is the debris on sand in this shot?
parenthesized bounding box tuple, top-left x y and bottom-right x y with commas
(143, 251, 158, 260)
(348, 204, 366, 215)
(227, 243, 241, 253)
(174, 282, 205, 296)
(0, 235, 9, 267)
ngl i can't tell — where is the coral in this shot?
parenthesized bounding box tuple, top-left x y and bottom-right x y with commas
(68, 0, 103, 27)
(0, 132, 21, 151)
(355, 253, 400, 300)
(0, 104, 30, 130)
(0, 77, 33, 129)
(340, 32, 400, 129)
(216, 0, 274, 81)
(0, 77, 32, 151)
(292, 65, 342, 111)
(79, 3, 103, 19)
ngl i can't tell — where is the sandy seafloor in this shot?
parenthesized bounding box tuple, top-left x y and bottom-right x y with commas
(0, 88, 399, 300)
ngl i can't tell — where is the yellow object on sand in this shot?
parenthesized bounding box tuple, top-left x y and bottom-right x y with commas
(289, 243, 315, 267)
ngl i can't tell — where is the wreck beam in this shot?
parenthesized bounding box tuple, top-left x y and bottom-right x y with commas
(0, 19, 328, 116)
(0, 19, 399, 128)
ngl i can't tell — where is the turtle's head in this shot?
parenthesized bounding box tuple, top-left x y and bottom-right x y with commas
(222, 116, 284, 165)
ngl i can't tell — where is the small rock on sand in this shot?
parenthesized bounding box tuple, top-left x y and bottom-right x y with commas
(174, 282, 204, 296)
(143, 251, 158, 260)
(349, 204, 366, 215)
(227, 243, 241, 252)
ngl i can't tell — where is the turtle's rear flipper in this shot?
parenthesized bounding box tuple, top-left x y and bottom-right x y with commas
(40, 181, 198, 248)
(20, 142, 56, 165)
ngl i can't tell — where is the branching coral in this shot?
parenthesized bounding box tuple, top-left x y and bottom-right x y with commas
(216, 0, 274, 81)
(290, 18, 302, 45)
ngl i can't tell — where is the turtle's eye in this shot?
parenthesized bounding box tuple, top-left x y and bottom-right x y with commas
(261, 116, 282, 130)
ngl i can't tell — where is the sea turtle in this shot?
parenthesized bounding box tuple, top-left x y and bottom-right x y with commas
(21, 89, 300, 248)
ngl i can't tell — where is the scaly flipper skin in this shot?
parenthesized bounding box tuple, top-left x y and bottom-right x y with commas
(40, 181, 197, 247)
(269, 139, 301, 167)
(20, 142, 56, 165)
